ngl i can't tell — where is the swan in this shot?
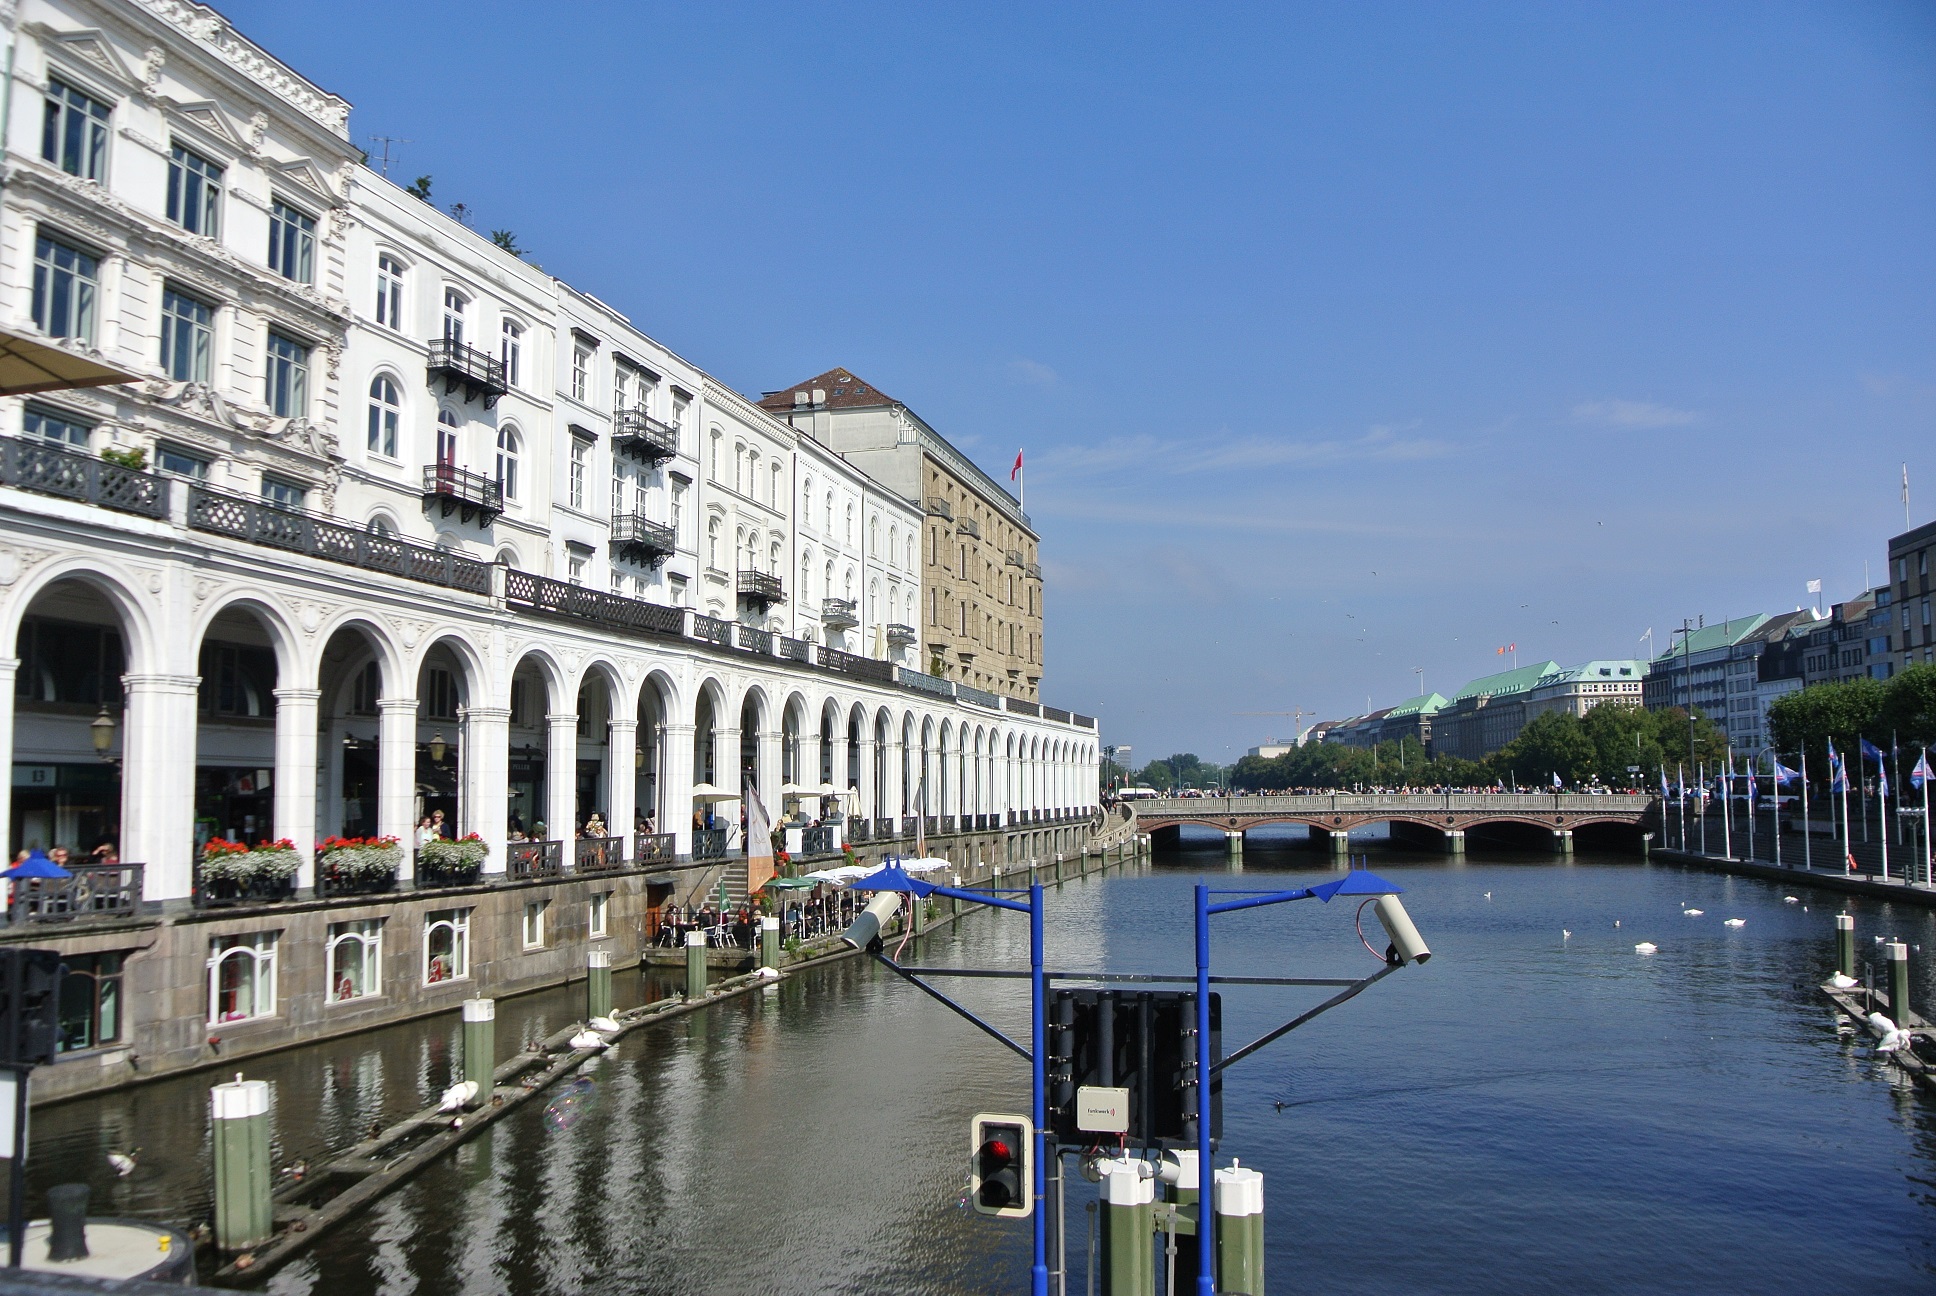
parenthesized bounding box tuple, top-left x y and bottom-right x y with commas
(439, 1080, 478, 1112)
(1682, 908, 1704, 916)
(1829, 973, 1859, 989)
(568, 1029, 606, 1050)
(1483, 892, 1492, 900)
(1635, 942, 1658, 954)
(1784, 896, 1800, 904)
(107, 1148, 139, 1177)
(1562, 930, 1571, 939)
(1614, 920, 1621, 928)
(1868, 1012, 1911, 1053)
(1723, 918, 1746, 928)
(755, 966, 782, 980)
(587, 1016, 621, 1034)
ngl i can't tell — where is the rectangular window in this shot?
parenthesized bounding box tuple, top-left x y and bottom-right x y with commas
(42, 78, 111, 180)
(267, 200, 316, 283)
(160, 287, 213, 383)
(31, 233, 98, 342)
(501, 320, 522, 388)
(569, 437, 589, 511)
(376, 255, 405, 330)
(167, 144, 223, 237)
(424, 667, 459, 719)
(56, 950, 123, 1053)
(671, 483, 685, 537)
(23, 404, 91, 447)
(327, 919, 383, 1002)
(571, 345, 591, 402)
(567, 544, 590, 586)
(612, 465, 627, 519)
(156, 442, 209, 479)
(589, 892, 608, 938)
(669, 574, 687, 607)
(207, 932, 278, 1024)
(261, 477, 306, 508)
(522, 900, 548, 949)
(264, 332, 309, 417)
(425, 909, 471, 984)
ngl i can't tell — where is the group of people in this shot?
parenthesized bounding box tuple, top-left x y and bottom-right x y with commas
(501, 810, 660, 844)
(8, 842, 117, 869)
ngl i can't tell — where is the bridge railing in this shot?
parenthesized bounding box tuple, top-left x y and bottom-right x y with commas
(1130, 792, 1656, 816)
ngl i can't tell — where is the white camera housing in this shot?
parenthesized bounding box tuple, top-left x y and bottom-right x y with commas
(1374, 894, 1431, 965)
(840, 891, 901, 949)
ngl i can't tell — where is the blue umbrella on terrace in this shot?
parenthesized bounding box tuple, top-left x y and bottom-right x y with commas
(3, 850, 71, 879)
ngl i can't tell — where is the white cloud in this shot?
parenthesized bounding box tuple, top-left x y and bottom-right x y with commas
(1032, 424, 1456, 484)
(1571, 398, 1699, 428)
(1007, 358, 1061, 389)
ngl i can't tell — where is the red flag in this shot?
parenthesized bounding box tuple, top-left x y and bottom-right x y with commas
(1011, 450, 1023, 481)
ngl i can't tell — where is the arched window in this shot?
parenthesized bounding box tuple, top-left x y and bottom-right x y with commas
(442, 288, 467, 345)
(500, 319, 523, 388)
(769, 539, 781, 573)
(436, 408, 460, 466)
(496, 426, 521, 500)
(710, 429, 723, 482)
(424, 909, 470, 984)
(207, 933, 277, 1024)
(888, 525, 898, 568)
(844, 567, 855, 601)
(845, 502, 855, 544)
(497, 546, 520, 567)
(707, 517, 721, 569)
(800, 553, 811, 602)
(825, 492, 834, 534)
(771, 462, 783, 508)
(367, 374, 400, 457)
(869, 515, 879, 556)
(824, 559, 834, 598)
(802, 478, 814, 526)
(326, 919, 382, 1002)
(376, 254, 405, 331)
(366, 513, 396, 537)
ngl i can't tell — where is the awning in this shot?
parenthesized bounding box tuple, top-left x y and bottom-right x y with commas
(0, 329, 137, 396)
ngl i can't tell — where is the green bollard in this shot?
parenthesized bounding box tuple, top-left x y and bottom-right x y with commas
(462, 998, 495, 1096)
(209, 1076, 273, 1253)
(1214, 1160, 1265, 1296)
(1890, 941, 1913, 1021)
(760, 914, 780, 969)
(1160, 1149, 1202, 1280)
(1837, 912, 1855, 979)
(1099, 1157, 1155, 1296)
(1330, 831, 1349, 856)
(586, 951, 612, 1021)
(685, 929, 708, 999)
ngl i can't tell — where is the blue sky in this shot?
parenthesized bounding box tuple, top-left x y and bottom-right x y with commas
(228, 0, 1936, 766)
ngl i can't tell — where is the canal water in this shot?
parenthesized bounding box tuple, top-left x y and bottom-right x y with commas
(34, 844, 1936, 1293)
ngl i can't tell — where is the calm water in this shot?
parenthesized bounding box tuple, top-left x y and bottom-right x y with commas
(33, 845, 1936, 1293)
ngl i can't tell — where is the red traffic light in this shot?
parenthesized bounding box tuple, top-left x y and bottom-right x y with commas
(970, 1114, 1032, 1219)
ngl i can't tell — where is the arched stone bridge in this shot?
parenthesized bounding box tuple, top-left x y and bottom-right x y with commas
(1129, 792, 1659, 854)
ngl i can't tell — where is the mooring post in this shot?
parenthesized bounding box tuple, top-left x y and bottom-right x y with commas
(1225, 831, 1242, 861)
(1329, 831, 1349, 857)
(1889, 941, 1912, 1022)
(760, 914, 781, 968)
(1099, 1157, 1155, 1296)
(1445, 830, 1465, 855)
(209, 1076, 273, 1254)
(1837, 912, 1856, 978)
(462, 997, 495, 1095)
(1213, 1161, 1265, 1296)
(1553, 829, 1574, 855)
(685, 928, 708, 999)
(1162, 1149, 1203, 1281)
(586, 950, 612, 1021)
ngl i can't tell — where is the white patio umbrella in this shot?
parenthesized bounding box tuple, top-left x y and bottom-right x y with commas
(689, 783, 738, 803)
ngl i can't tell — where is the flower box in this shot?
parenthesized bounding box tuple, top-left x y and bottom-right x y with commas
(319, 836, 403, 895)
(418, 834, 488, 887)
(197, 838, 299, 905)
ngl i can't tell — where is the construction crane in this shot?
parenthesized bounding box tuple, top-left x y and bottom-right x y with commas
(1233, 706, 1315, 745)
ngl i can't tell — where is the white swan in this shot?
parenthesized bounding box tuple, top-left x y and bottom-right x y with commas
(1829, 972, 1859, 989)
(755, 966, 782, 980)
(439, 1080, 478, 1112)
(1682, 908, 1704, 917)
(1635, 942, 1658, 954)
(587, 1016, 621, 1034)
(1723, 918, 1746, 928)
(568, 1029, 606, 1050)
(1783, 896, 1800, 904)
(1868, 1012, 1911, 1053)
(1562, 930, 1571, 939)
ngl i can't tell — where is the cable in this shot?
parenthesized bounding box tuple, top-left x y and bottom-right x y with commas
(1354, 898, 1386, 962)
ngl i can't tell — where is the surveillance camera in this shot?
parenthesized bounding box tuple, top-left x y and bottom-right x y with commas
(1374, 894, 1430, 965)
(841, 892, 901, 950)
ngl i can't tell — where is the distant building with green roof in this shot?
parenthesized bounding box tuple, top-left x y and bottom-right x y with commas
(1432, 661, 1558, 760)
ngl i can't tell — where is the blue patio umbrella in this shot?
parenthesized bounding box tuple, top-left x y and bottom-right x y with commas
(849, 862, 936, 897)
(3, 850, 71, 880)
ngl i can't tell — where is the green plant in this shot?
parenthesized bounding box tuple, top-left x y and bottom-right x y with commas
(100, 446, 147, 470)
(199, 838, 299, 883)
(405, 174, 432, 200)
(419, 834, 488, 870)
(490, 229, 524, 257)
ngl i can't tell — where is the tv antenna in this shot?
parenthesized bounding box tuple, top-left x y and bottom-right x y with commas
(368, 135, 412, 177)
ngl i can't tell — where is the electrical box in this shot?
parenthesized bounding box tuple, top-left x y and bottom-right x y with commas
(1045, 989, 1221, 1148)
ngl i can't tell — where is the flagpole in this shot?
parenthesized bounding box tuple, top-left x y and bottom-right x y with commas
(1746, 753, 1756, 864)
(1699, 761, 1707, 855)
(1721, 747, 1733, 861)
(1771, 753, 1780, 869)
(1861, 738, 1870, 843)
(1879, 762, 1890, 882)
(1677, 763, 1686, 851)
(1921, 749, 1931, 887)
(1801, 750, 1811, 871)
(1893, 732, 1903, 849)
(1839, 746, 1852, 875)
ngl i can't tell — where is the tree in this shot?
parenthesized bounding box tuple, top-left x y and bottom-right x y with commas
(490, 229, 525, 258)
(405, 174, 432, 200)
(1580, 703, 1665, 788)
(1493, 710, 1595, 785)
(1768, 678, 1887, 779)
(1877, 663, 1936, 749)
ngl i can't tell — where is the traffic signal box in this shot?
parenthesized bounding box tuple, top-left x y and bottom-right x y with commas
(0, 948, 63, 1066)
(1045, 989, 1221, 1148)
(971, 1113, 1033, 1218)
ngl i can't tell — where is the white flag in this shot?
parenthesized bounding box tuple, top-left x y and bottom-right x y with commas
(1806, 579, 1821, 594)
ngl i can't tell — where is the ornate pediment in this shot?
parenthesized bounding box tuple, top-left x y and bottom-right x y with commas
(171, 100, 247, 154)
(268, 156, 343, 206)
(37, 27, 141, 91)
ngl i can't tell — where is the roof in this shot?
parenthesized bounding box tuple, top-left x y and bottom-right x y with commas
(757, 368, 896, 414)
(1748, 609, 1818, 642)
(1531, 660, 1648, 690)
(1653, 615, 1768, 662)
(1384, 692, 1447, 717)
(1450, 661, 1559, 703)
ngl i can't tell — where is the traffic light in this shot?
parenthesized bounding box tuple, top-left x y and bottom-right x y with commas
(970, 1113, 1033, 1218)
(0, 948, 63, 1066)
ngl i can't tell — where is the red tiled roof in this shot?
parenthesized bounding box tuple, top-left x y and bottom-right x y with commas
(756, 367, 897, 413)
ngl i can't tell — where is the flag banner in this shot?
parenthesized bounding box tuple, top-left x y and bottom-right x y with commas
(1011, 450, 1023, 481)
(1661, 770, 1672, 798)
(1861, 738, 1885, 764)
(1772, 760, 1801, 785)
(1914, 753, 1933, 790)
(1552, 771, 1562, 789)
(744, 778, 775, 895)
(1806, 579, 1822, 594)
(1879, 771, 1890, 799)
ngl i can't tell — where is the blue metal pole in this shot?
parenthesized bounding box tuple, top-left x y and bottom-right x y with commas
(1031, 883, 1049, 1296)
(1196, 882, 1215, 1295)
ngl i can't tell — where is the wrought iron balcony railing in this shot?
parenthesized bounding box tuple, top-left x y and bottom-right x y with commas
(504, 568, 685, 637)
(6, 861, 145, 925)
(427, 338, 509, 407)
(821, 597, 858, 630)
(820, 645, 893, 683)
(509, 839, 563, 878)
(956, 517, 981, 539)
(1025, 561, 1042, 579)
(738, 569, 784, 606)
(925, 496, 953, 520)
(422, 463, 504, 523)
(613, 409, 680, 464)
(0, 437, 170, 519)
(611, 513, 677, 566)
(189, 486, 494, 594)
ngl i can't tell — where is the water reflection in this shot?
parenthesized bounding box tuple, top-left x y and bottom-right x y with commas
(34, 847, 1936, 1292)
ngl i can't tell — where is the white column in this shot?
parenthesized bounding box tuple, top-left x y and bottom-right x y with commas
(760, 726, 782, 818)
(801, 728, 822, 801)
(467, 705, 511, 875)
(377, 698, 418, 876)
(122, 672, 200, 900)
(0, 659, 15, 860)
(271, 687, 321, 889)
(546, 711, 577, 839)
(609, 718, 637, 856)
(883, 737, 903, 822)
(663, 722, 694, 856)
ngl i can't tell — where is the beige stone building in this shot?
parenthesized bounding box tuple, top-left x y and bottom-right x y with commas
(759, 368, 1043, 702)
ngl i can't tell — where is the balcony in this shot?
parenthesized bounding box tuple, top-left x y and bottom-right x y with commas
(1, 436, 171, 519)
(1025, 561, 1042, 580)
(6, 862, 145, 926)
(611, 513, 677, 566)
(188, 486, 494, 594)
(887, 623, 918, 648)
(509, 839, 563, 879)
(925, 496, 953, 520)
(613, 409, 680, 464)
(738, 569, 785, 607)
(422, 463, 504, 524)
(575, 836, 624, 872)
(426, 338, 508, 407)
(504, 568, 685, 638)
(956, 517, 981, 539)
(822, 597, 858, 631)
(1005, 549, 1025, 568)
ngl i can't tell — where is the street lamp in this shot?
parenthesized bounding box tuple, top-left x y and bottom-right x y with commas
(89, 705, 116, 759)
(429, 731, 447, 763)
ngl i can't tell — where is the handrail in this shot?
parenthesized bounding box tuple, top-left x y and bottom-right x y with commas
(504, 568, 684, 637)
(612, 409, 680, 461)
(509, 839, 563, 878)
(0, 437, 170, 519)
(189, 485, 494, 594)
(6, 861, 145, 924)
(427, 337, 508, 405)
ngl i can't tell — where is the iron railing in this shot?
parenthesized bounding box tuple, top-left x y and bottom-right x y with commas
(504, 568, 685, 637)
(736, 624, 774, 654)
(509, 840, 563, 878)
(956, 517, 981, 539)
(611, 513, 678, 566)
(1025, 561, 1042, 579)
(427, 338, 509, 406)
(803, 825, 835, 855)
(189, 486, 493, 594)
(1073, 714, 1097, 729)
(415, 852, 483, 888)
(316, 862, 398, 898)
(1043, 706, 1071, 724)
(692, 828, 728, 860)
(1006, 698, 1041, 717)
(0, 437, 169, 518)
(897, 668, 954, 698)
(887, 623, 917, 647)
(6, 862, 144, 924)
(876, 817, 898, 839)
(779, 636, 810, 662)
(941, 815, 956, 833)
(925, 497, 953, 520)
(902, 815, 920, 838)
(738, 570, 784, 605)
(822, 598, 858, 629)
(691, 613, 734, 646)
(575, 836, 624, 872)
(422, 463, 504, 521)
(191, 862, 297, 908)
(612, 409, 680, 463)
(1005, 550, 1025, 568)
(958, 683, 1001, 709)
(635, 832, 676, 864)
(821, 646, 893, 683)
(847, 819, 870, 844)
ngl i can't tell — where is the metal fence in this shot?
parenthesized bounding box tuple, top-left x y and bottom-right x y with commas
(0, 437, 169, 518)
(189, 486, 492, 593)
(509, 840, 563, 878)
(5, 862, 144, 924)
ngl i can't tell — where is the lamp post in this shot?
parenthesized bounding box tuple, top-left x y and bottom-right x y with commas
(89, 705, 116, 759)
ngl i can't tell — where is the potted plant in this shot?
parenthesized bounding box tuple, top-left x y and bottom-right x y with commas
(418, 833, 487, 886)
(198, 837, 299, 902)
(318, 835, 403, 894)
